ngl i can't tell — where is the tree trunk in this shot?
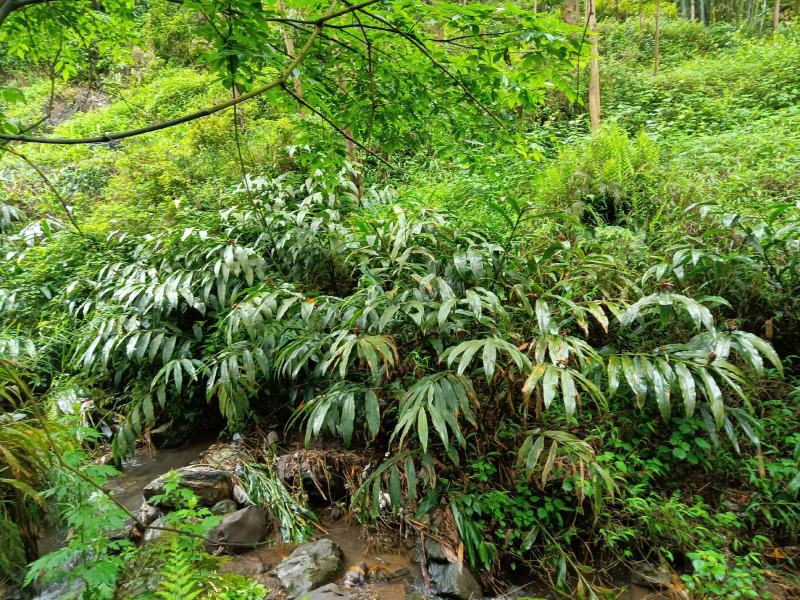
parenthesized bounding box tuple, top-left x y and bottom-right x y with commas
(653, 0, 661, 76)
(691, 0, 696, 20)
(564, 0, 580, 24)
(773, 0, 780, 31)
(277, 1, 304, 114)
(586, 0, 601, 131)
(337, 72, 363, 200)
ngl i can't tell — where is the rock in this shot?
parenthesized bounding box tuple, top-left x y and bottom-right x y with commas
(202, 443, 251, 472)
(31, 578, 85, 600)
(630, 561, 672, 589)
(422, 539, 450, 563)
(143, 466, 233, 507)
(273, 538, 345, 598)
(211, 499, 240, 515)
(304, 583, 350, 600)
(342, 562, 368, 588)
(108, 518, 135, 542)
(259, 575, 286, 599)
(427, 562, 482, 600)
(220, 553, 267, 577)
(143, 515, 168, 543)
(208, 506, 269, 550)
(93, 452, 114, 465)
(138, 502, 161, 527)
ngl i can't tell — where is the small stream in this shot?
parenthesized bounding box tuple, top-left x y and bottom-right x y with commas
(36, 441, 212, 557)
(31, 443, 667, 600)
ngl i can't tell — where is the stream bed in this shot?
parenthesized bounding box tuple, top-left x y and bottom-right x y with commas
(30, 442, 668, 600)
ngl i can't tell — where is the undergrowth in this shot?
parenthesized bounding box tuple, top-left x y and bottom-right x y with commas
(1, 9, 799, 600)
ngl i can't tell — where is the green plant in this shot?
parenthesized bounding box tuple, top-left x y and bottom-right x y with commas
(681, 550, 765, 599)
(155, 537, 205, 600)
(23, 444, 131, 599)
(239, 461, 317, 543)
(0, 360, 67, 579)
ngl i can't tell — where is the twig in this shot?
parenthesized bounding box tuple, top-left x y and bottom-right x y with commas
(357, 7, 506, 127)
(280, 83, 393, 169)
(0, 24, 322, 144)
(2, 146, 84, 235)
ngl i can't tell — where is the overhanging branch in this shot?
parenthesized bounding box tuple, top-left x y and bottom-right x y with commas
(280, 83, 393, 169)
(0, 27, 321, 145)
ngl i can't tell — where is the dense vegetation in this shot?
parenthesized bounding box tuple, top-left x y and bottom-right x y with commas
(1, 0, 799, 598)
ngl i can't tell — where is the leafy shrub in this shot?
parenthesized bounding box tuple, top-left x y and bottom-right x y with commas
(537, 125, 660, 225)
(605, 24, 800, 135)
(601, 17, 746, 68)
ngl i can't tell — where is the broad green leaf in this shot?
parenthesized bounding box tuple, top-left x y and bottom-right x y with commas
(482, 337, 497, 382)
(542, 366, 558, 409)
(674, 361, 697, 417)
(560, 369, 577, 417)
(698, 368, 724, 428)
(341, 392, 355, 447)
(417, 409, 429, 454)
(365, 390, 380, 438)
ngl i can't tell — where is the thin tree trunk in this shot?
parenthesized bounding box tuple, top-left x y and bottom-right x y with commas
(700, 0, 706, 22)
(337, 72, 363, 200)
(691, 0, 696, 20)
(586, 0, 601, 131)
(773, 0, 780, 31)
(653, 0, 661, 76)
(533, 0, 538, 12)
(564, 0, 580, 24)
(277, 1, 304, 115)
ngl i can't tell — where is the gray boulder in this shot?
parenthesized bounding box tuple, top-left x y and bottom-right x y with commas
(143, 466, 233, 507)
(211, 499, 240, 515)
(138, 502, 161, 527)
(273, 538, 345, 598)
(302, 583, 350, 600)
(143, 515, 168, 543)
(630, 561, 672, 589)
(422, 538, 450, 562)
(208, 506, 269, 550)
(427, 562, 483, 600)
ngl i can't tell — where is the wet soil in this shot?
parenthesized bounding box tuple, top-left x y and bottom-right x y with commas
(222, 514, 417, 600)
(33, 443, 677, 600)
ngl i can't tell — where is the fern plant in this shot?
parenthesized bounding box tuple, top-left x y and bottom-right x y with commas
(155, 538, 204, 600)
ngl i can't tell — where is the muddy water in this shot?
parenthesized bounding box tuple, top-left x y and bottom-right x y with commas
(36, 444, 667, 600)
(37, 441, 212, 555)
(104, 440, 212, 512)
(224, 516, 417, 600)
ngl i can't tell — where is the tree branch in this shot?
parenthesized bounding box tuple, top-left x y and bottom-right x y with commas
(2, 146, 84, 235)
(0, 27, 321, 145)
(0, 0, 381, 27)
(356, 7, 506, 127)
(280, 83, 393, 169)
